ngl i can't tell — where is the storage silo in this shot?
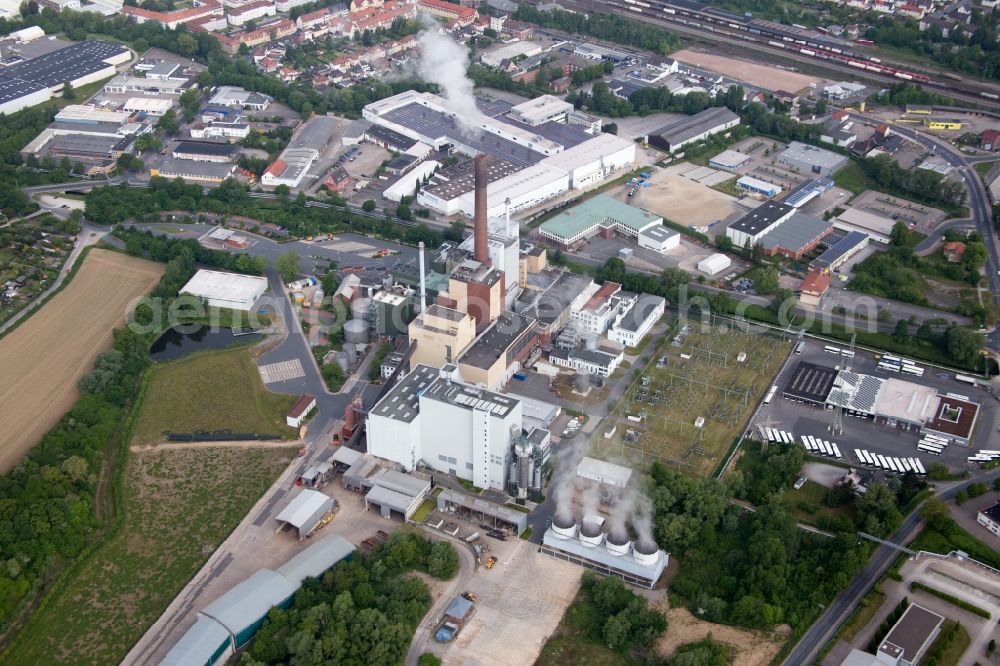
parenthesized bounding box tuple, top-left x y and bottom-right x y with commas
(350, 297, 372, 321)
(344, 319, 369, 344)
(334, 352, 351, 375)
(574, 371, 590, 392)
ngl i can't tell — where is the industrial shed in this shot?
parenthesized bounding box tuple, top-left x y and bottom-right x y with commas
(275, 489, 334, 540)
(576, 456, 632, 488)
(200, 569, 297, 648)
(363, 469, 430, 520)
(160, 616, 233, 666)
(162, 536, 356, 665)
(179, 269, 268, 311)
(275, 534, 356, 581)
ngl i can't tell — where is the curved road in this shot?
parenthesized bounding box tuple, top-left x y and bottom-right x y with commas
(782, 469, 1000, 665)
(848, 112, 1000, 351)
(404, 536, 478, 666)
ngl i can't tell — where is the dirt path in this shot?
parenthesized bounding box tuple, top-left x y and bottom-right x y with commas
(130, 439, 302, 452)
(655, 603, 786, 666)
(0, 249, 163, 471)
(672, 48, 826, 93)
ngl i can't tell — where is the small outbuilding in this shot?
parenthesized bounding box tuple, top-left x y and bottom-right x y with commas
(697, 253, 731, 276)
(286, 394, 316, 428)
(275, 489, 334, 540)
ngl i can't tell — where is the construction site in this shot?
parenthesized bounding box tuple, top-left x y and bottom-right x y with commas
(597, 322, 789, 476)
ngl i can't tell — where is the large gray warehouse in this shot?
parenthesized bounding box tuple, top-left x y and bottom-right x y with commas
(646, 107, 740, 153)
(777, 141, 848, 177)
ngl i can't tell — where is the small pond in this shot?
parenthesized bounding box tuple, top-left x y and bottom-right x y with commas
(150, 325, 262, 362)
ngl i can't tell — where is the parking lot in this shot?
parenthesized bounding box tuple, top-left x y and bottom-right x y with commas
(758, 338, 999, 473)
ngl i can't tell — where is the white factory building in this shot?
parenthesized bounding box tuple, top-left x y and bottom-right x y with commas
(179, 269, 268, 311)
(366, 364, 526, 491)
(364, 90, 636, 218)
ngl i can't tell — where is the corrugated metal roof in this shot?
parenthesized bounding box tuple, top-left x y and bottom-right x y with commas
(200, 569, 297, 635)
(275, 489, 333, 528)
(275, 535, 356, 583)
(160, 616, 231, 666)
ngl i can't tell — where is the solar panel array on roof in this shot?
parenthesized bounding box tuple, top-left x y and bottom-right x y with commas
(476, 98, 513, 117)
(495, 114, 594, 149)
(0, 77, 47, 104)
(381, 102, 545, 167)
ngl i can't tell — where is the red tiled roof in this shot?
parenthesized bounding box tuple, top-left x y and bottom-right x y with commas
(419, 0, 475, 19)
(264, 159, 287, 176)
(800, 272, 831, 295)
(287, 394, 316, 418)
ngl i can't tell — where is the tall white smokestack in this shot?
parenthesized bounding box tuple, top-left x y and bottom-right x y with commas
(505, 197, 512, 235)
(418, 241, 427, 313)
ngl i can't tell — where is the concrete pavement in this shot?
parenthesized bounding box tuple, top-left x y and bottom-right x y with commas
(782, 469, 1000, 665)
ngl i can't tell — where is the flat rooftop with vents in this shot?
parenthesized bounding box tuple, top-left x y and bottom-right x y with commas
(877, 604, 943, 666)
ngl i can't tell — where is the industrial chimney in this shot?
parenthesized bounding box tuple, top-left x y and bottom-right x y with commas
(418, 241, 427, 313)
(473, 153, 489, 264)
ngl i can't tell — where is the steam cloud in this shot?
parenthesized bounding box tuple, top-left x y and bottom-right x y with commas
(415, 26, 488, 134)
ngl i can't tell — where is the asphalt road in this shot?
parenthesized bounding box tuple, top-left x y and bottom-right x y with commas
(849, 113, 1000, 352)
(782, 469, 1000, 665)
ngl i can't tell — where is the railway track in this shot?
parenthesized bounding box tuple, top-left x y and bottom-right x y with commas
(539, 0, 1000, 109)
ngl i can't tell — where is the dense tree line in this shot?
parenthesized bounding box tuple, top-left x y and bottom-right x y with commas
(240, 532, 457, 665)
(85, 178, 446, 247)
(652, 454, 874, 632)
(567, 573, 667, 655)
(869, 83, 955, 108)
(596, 257, 692, 302)
(0, 235, 257, 629)
(571, 61, 614, 86)
(112, 226, 268, 275)
(512, 5, 682, 56)
(858, 154, 965, 209)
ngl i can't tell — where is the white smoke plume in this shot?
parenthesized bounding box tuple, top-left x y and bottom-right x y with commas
(552, 437, 588, 524)
(581, 480, 601, 520)
(631, 490, 656, 546)
(415, 26, 488, 134)
(606, 486, 636, 538)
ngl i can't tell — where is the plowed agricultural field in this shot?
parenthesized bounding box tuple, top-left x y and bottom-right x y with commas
(0, 249, 163, 471)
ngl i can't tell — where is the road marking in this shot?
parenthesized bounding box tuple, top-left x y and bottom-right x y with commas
(259, 359, 305, 383)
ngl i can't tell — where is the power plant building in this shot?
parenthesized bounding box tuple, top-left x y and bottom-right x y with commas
(365, 364, 525, 491)
(407, 305, 477, 368)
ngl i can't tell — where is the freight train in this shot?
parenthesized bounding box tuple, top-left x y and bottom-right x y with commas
(616, 0, 933, 83)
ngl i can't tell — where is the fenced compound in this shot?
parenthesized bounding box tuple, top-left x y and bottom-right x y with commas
(600, 324, 789, 476)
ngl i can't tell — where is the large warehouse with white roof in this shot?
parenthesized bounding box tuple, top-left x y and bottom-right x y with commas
(179, 269, 268, 311)
(364, 90, 636, 219)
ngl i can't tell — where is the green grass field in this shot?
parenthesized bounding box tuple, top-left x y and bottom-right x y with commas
(132, 346, 298, 444)
(596, 325, 788, 477)
(6, 446, 295, 666)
